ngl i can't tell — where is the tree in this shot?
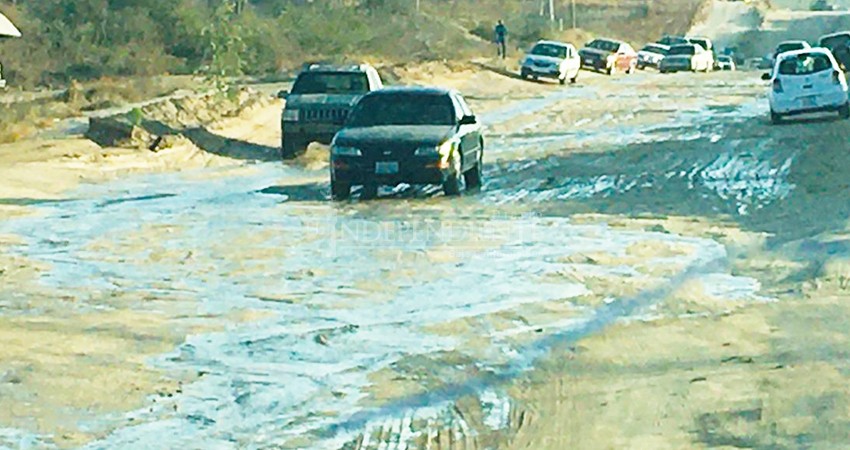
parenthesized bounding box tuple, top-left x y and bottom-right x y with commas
(202, 1, 246, 76)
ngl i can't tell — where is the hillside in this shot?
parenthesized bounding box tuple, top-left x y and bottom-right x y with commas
(0, 0, 705, 89)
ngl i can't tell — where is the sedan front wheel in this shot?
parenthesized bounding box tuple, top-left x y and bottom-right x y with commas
(839, 103, 850, 119)
(464, 150, 483, 191)
(331, 181, 351, 201)
(443, 153, 464, 196)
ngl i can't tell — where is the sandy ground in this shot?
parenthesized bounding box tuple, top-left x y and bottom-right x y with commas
(3, 11, 850, 446)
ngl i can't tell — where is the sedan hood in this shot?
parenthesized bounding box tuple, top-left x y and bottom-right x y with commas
(638, 50, 664, 59)
(334, 125, 456, 148)
(524, 54, 563, 65)
(285, 93, 363, 109)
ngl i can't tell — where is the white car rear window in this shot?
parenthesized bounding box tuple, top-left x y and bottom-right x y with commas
(778, 54, 833, 76)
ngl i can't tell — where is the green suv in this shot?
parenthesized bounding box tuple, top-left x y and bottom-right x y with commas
(278, 64, 383, 159)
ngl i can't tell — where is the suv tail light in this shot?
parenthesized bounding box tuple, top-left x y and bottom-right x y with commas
(773, 79, 784, 93)
(833, 70, 842, 84)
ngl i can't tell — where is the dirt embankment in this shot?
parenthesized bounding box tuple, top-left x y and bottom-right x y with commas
(0, 86, 278, 207)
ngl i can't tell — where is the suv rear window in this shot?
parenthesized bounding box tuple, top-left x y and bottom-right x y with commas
(778, 53, 833, 75)
(291, 72, 369, 95)
(530, 43, 568, 59)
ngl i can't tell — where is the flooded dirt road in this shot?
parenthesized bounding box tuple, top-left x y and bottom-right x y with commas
(3, 67, 850, 449)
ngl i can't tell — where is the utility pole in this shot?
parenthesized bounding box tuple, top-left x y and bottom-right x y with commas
(549, 0, 555, 22)
(416, 0, 420, 13)
(572, 0, 577, 29)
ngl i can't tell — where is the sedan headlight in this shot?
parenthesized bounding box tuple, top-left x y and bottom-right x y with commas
(283, 109, 300, 122)
(415, 140, 456, 157)
(331, 146, 362, 156)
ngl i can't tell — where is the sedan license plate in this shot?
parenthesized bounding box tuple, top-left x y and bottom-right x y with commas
(584, 58, 593, 65)
(799, 96, 817, 108)
(375, 161, 399, 175)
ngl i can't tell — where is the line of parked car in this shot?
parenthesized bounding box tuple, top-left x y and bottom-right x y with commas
(274, 29, 850, 200)
(518, 34, 737, 85)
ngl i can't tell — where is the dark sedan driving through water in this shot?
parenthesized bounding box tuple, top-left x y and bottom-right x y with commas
(329, 87, 484, 200)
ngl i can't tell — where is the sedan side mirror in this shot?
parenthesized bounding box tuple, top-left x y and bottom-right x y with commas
(277, 90, 289, 99)
(760, 73, 771, 81)
(459, 115, 477, 125)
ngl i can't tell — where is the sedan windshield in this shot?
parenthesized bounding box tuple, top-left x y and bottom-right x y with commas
(778, 53, 833, 75)
(669, 45, 696, 56)
(291, 72, 369, 95)
(348, 94, 456, 127)
(659, 36, 688, 46)
(530, 43, 568, 58)
(588, 40, 620, 52)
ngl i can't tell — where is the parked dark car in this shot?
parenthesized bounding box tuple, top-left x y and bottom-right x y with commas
(278, 64, 383, 159)
(658, 35, 689, 47)
(329, 87, 484, 200)
(818, 32, 850, 69)
(579, 38, 638, 75)
(811, 0, 837, 11)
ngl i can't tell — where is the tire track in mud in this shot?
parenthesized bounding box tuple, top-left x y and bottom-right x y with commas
(0, 75, 784, 449)
(482, 96, 802, 219)
(1, 170, 765, 450)
(326, 247, 729, 450)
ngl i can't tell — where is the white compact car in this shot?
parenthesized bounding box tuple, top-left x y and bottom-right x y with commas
(716, 55, 736, 71)
(764, 48, 850, 124)
(520, 40, 581, 85)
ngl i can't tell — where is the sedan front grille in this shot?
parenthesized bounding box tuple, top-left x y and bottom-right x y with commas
(301, 108, 349, 124)
(360, 145, 419, 160)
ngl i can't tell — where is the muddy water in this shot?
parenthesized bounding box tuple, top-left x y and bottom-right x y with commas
(1, 73, 787, 449)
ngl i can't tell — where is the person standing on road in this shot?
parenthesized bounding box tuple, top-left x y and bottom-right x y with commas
(494, 20, 508, 59)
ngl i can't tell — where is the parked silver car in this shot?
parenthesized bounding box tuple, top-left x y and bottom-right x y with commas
(637, 43, 670, 70)
(520, 40, 581, 84)
(716, 55, 736, 71)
